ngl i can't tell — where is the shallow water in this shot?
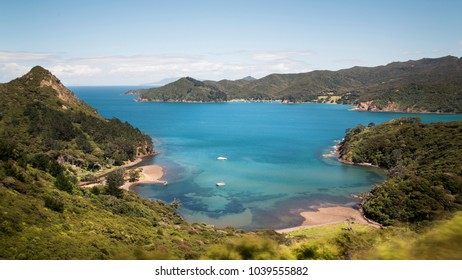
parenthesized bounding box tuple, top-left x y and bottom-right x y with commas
(73, 86, 462, 229)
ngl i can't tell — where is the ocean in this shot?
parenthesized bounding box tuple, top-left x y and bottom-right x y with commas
(72, 86, 462, 230)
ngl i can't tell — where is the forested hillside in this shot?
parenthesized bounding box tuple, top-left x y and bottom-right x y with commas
(130, 56, 462, 113)
(134, 77, 228, 102)
(338, 118, 462, 225)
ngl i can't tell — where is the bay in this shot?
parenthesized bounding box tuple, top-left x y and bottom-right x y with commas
(72, 86, 462, 230)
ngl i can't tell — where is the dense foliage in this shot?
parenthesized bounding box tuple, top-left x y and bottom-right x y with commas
(0, 66, 153, 175)
(131, 56, 462, 113)
(339, 117, 462, 225)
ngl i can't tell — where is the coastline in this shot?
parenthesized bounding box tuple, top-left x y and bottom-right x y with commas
(120, 165, 167, 191)
(276, 206, 382, 233)
(279, 144, 384, 233)
(79, 153, 156, 188)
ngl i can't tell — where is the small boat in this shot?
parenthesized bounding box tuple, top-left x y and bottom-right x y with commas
(216, 182, 226, 187)
(217, 156, 227, 160)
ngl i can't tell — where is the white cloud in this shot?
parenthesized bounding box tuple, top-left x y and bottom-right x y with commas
(0, 62, 31, 82)
(0, 51, 57, 63)
(0, 49, 318, 85)
(51, 64, 102, 76)
(250, 50, 315, 62)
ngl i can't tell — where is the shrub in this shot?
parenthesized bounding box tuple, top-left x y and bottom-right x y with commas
(44, 196, 64, 213)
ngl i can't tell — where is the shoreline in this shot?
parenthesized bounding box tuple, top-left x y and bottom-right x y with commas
(120, 165, 167, 191)
(79, 153, 156, 188)
(134, 97, 355, 106)
(276, 206, 382, 233)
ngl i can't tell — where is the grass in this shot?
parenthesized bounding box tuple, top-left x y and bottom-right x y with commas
(283, 222, 378, 259)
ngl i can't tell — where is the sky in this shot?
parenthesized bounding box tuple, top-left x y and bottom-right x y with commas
(1, 0, 462, 85)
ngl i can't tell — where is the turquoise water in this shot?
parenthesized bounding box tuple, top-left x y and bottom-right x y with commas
(72, 86, 462, 230)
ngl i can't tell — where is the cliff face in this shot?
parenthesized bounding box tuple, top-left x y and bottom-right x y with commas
(353, 101, 420, 113)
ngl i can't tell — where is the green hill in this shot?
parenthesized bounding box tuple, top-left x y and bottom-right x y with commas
(130, 56, 462, 112)
(0, 66, 154, 171)
(338, 117, 462, 226)
(137, 77, 227, 102)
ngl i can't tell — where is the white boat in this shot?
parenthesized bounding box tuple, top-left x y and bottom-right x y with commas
(216, 182, 226, 187)
(217, 156, 227, 160)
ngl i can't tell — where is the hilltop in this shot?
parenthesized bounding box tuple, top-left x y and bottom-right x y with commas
(136, 76, 227, 102)
(129, 56, 462, 113)
(0, 66, 153, 170)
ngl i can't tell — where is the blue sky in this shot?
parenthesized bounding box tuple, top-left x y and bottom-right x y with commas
(1, 0, 461, 85)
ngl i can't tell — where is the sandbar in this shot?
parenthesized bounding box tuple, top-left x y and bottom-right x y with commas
(120, 165, 167, 190)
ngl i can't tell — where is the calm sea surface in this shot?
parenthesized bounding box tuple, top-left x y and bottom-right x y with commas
(72, 86, 462, 230)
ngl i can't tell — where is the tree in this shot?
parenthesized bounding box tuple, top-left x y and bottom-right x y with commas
(54, 171, 75, 194)
(128, 168, 141, 182)
(105, 169, 125, 198)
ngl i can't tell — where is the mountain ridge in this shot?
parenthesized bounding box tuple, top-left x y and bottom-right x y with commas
(128, 55, 462, 113)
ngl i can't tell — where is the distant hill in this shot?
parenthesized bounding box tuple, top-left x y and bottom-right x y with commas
(137, 76, 227, 102)
(128, 56, 462, 113)
(240, 76, 257, 81)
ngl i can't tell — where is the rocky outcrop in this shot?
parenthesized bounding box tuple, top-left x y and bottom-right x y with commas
(354, 101, 422, 113)
(354, 101, 379, 111)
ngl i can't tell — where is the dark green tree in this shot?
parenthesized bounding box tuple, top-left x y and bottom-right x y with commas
(128, 168, 141, 182)
(54, 171, 75, 194)
(105, 169, 125, 198)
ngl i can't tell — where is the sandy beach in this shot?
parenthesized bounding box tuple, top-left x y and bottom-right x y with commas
(120, 165, 167, 190)
(79, 153, 155, 187)
(301, 206, 370, 225)
(277, 206, 381, 233)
